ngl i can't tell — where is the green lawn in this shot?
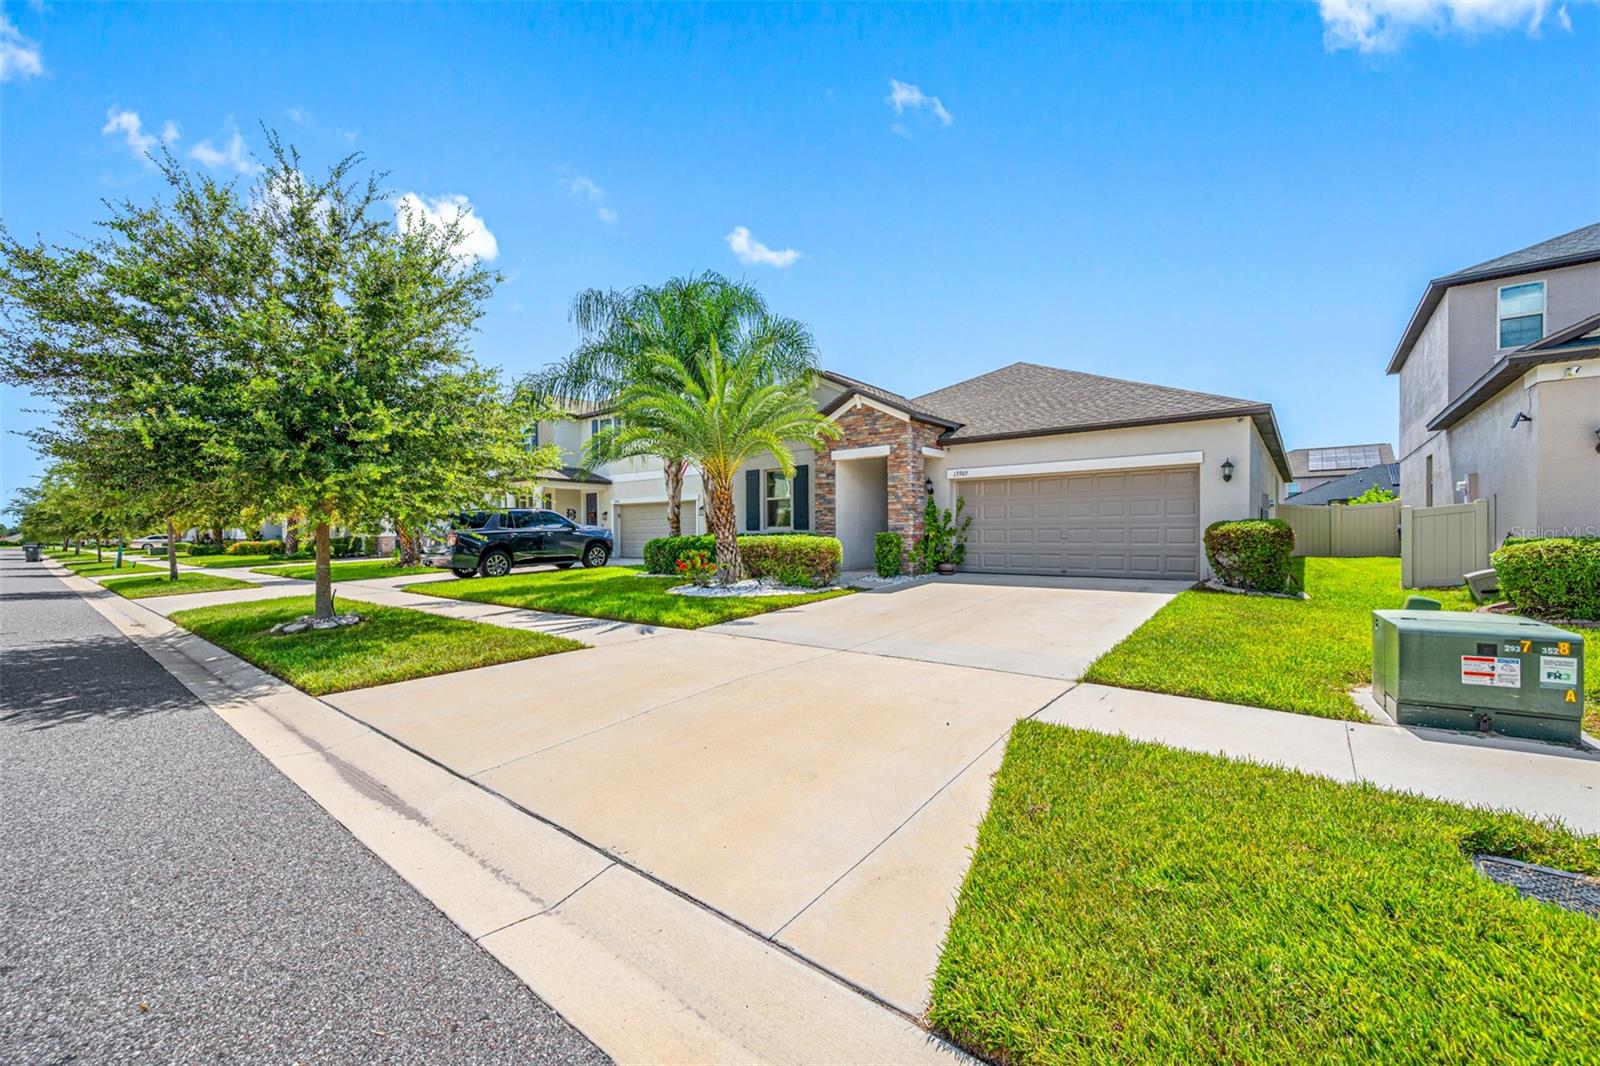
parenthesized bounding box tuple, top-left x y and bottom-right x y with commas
(169, 595, 583, 695)
(1084, 556, 1480, 721)
(252, 559, 439, 582)
(181, 552, 309, 569)
(930, 721, 1600, 1065)
(408, 564, 851, 629)
(102, 572, 256, 599)
(47, 552, 160, 578)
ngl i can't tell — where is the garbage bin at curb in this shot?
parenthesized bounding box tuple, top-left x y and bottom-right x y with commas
(23, 544, 42, 562)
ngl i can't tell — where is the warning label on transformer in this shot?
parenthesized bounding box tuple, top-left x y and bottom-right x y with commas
(1461, 655, 1522, 688)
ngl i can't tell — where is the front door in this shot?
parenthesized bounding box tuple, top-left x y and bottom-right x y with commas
(585, 492, 599, 526)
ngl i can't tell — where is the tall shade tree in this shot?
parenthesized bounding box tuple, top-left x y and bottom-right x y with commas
(237, 139, 548, 617)
(606, 328, 838, 583)
(531, 272, 819, 537)
(0, 153, 263, 581)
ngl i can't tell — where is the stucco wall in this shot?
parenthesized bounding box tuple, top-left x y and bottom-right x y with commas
(1444, 261, 1600, 399)
(834, 456, 889, 570)
(1533, 370, 1600, 538)
(1398, 298, 1451, 505)
(1438, 374, 1538, 545)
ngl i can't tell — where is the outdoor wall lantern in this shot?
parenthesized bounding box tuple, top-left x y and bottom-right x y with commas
(1510, 411, 1533, 429)
(1220, 459, 1234, 482)
(1593, 427, 1600, 454)
(925, 476, 935, 496)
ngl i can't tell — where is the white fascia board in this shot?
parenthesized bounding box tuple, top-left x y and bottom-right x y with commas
(827, 395, 911, 423)
(604, 470, 676, 484)
(945, 450, 1205, 480)
(615, 495, 699, 507)
(921, 446, 947, 458)
(832, 444, 892, 460)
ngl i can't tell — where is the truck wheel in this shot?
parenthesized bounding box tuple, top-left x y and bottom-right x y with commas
(582, 543, 610, 569)
(478, 551, 512, 578)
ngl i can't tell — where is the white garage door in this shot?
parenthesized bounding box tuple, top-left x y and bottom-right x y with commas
(957, 466, 1200, 580)
(617, 502, 671, 558)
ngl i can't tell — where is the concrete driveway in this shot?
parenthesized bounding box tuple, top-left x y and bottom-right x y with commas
(707, 573, 1184, 679)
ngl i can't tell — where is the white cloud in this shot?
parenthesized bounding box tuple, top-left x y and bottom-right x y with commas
(1318, 1, 1568, 53)
(0, 14, 43, 82)
(394, 193, 499, 261)
(286, 106, 309, 124)
(560, 175, 618, 224)
(724, 226, 801, 268)
(886, 79, 953, 128)
(189, 122, 261, 174)
(101, 109, 178, 165)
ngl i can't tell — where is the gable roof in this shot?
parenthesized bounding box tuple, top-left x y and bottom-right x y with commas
(1288, 462, 1399, 506)
(1386, 222, 1600, 375)
(909, 362, 1291, 478)
(816, 369, 963, 428)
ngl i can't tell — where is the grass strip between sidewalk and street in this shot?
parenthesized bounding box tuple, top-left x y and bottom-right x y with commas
(168, 595, 584, 695)
(103, 573, 257, 599)
(407, 564, 852, 629)
(1084, 556, 1482, 721)
(930, 721, 1600, 1066)
(46, 552, 161, 578)
(252, 560, 440, 583)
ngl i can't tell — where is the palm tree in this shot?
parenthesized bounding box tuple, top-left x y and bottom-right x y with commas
(607, 323, 839, 583)
(529, 272, 817, 536)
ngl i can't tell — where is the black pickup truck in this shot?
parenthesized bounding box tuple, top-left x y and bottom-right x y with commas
(441, 509, 613, 577)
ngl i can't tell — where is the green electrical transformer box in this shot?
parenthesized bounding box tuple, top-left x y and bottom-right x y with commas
(1371, 611, 1585, 744)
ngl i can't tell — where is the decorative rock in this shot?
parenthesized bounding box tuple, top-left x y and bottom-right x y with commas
(281, 621, 310, 635)
(271, 612, 364, 636)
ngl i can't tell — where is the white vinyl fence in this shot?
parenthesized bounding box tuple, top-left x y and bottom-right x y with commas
(1399, 499, 1491, 589)
(1275, 500, 1401, 558)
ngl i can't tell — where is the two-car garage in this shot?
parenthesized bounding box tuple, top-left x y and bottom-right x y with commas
(955, 465, 1200, 580)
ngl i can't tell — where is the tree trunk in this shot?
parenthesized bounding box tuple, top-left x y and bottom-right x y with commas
(212, 523, 224, 547)
(96, 540, 104, 563)
(396, 523, 421, 566)
(663, 458, 685, 537)
(313, 520, 334, 619)
(704, 473, 742, 585)
(166, 516, 179, 582)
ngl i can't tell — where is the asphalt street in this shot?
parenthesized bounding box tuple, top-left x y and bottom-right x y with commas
(0, 553, 611, 1065)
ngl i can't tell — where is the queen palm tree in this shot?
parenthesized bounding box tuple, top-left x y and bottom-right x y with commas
(606, 323, 838, 583)
(529, 272, 818, 536)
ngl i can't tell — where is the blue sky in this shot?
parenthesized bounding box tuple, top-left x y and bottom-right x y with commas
(3, 2, 1598, 508)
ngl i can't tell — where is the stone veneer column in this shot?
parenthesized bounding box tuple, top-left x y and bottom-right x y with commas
(815, 405, 946, 572)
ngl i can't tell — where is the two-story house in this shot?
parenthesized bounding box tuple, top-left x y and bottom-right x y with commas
(515, 362, 1290, 581)
(1387, 223, 1600, 544)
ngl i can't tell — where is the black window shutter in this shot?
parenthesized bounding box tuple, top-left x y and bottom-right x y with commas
(745, 469, 761, 531)
(793, 465, 810, 530)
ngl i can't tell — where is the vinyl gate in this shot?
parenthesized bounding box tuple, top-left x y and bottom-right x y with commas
(1275, 500, 1401, 558)
(1399, 499, 1491, 589)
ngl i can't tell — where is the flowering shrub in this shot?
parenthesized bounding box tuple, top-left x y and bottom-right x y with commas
(675, 549, 718, 587)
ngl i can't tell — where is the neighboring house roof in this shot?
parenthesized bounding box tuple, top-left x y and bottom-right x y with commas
(1286, 443, 1395, 480)
(1426, 311, 1600, 431)
(1387, 221, 1600, 375)
(544, 466, 613, 486)
(1288, 463, 1400, 506)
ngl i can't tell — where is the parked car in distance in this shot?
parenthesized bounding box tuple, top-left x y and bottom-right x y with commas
(438, 509, 613, 577)
(130, 534, 169, 550)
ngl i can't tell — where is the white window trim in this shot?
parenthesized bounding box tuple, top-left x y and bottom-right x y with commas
(945, 450, 1205, 481)
(1496, 278, 1546, 351)
(762, 469, 794, 531)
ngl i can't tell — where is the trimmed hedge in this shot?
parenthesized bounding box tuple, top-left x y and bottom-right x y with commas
(1204, 519, 1296, 593)
(1491, 537, 1600, 620)
(226, 539, 285, 556)
(740, 534, 842, 588)
(874, 531, 904, 578)
(644, 532, 843, 587)
(643, 534, 716, 575)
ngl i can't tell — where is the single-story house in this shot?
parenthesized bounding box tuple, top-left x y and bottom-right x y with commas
(522, 361, 1290, 581)
(1285, 462, 1400, 506)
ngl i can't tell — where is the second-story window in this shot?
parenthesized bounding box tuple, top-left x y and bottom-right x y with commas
(524, 424, 540, 450)
(589, 417, 619, 436)
(1497, 281, 1545, 348)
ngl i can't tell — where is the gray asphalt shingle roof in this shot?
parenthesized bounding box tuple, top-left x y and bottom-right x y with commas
(910, 362, 1269, 442)
(1288, 463, 1400, 506)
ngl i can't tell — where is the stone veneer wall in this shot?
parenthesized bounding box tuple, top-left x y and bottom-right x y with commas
(814, 404, 946, 571)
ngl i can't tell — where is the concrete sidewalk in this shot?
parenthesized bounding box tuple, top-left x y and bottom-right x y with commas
(1041, 683, 1600, 832)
